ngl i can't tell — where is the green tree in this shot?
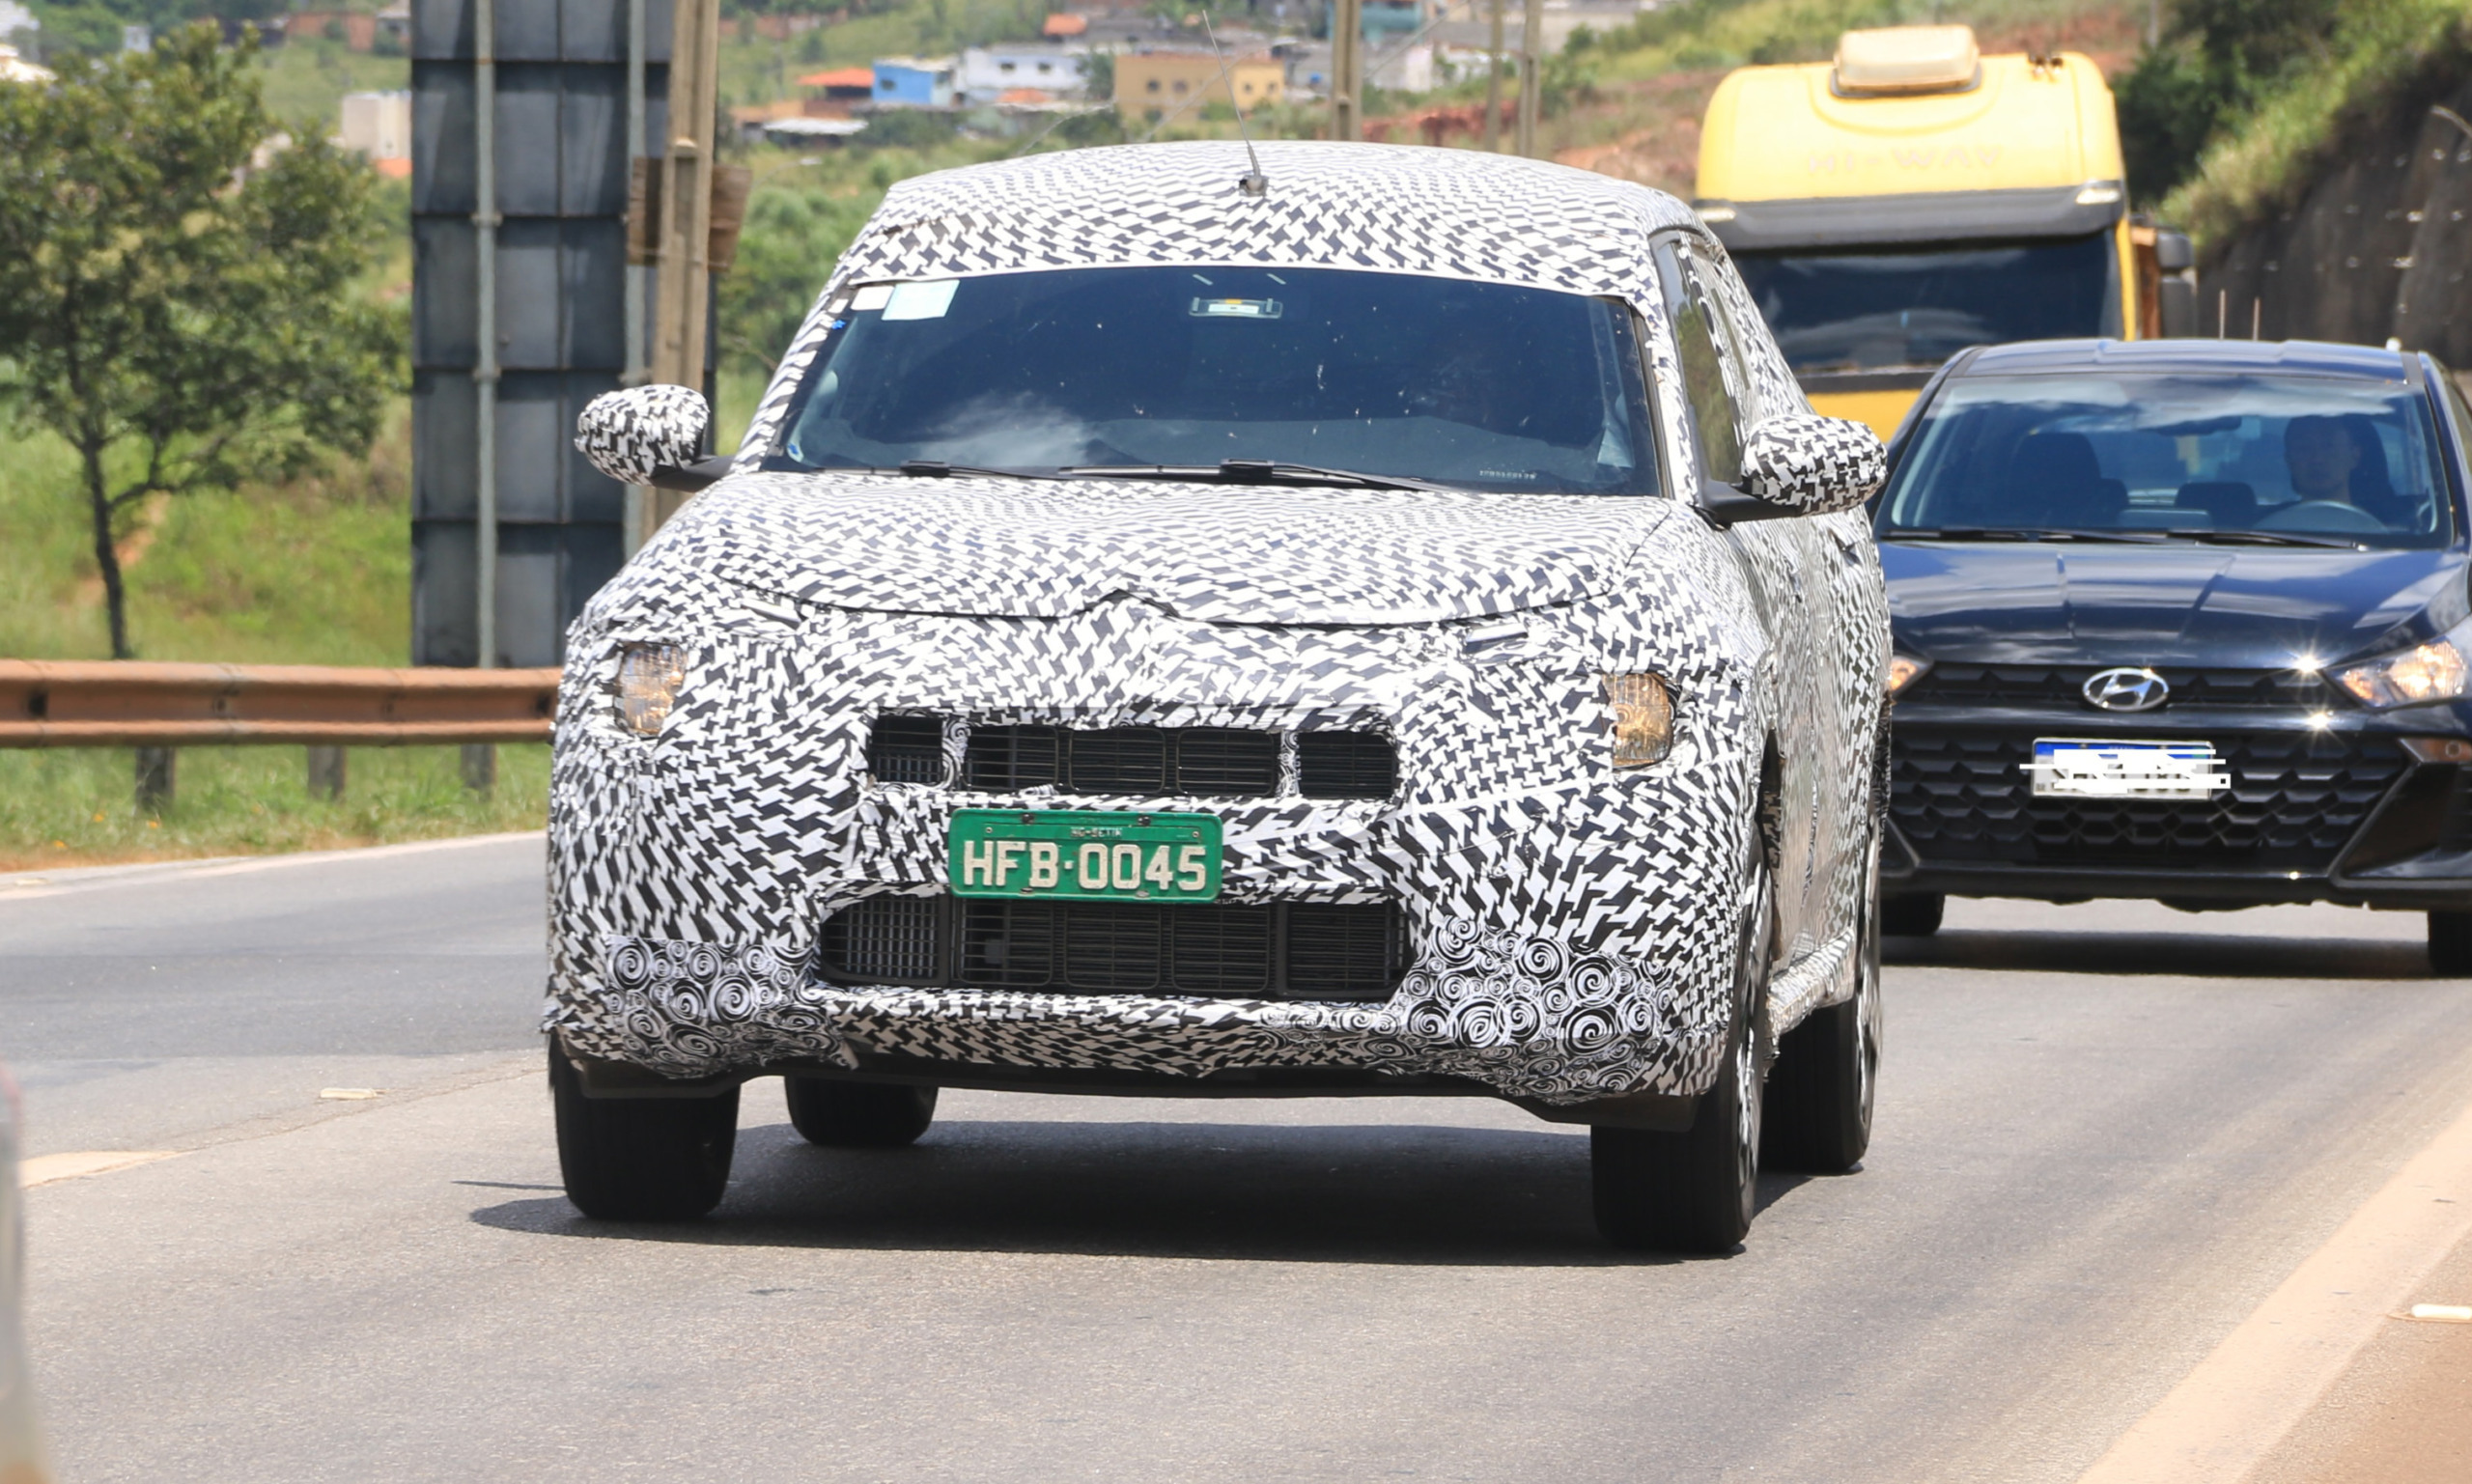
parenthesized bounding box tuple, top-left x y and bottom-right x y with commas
(0, 24, 398, 658)
(2118, 0, 2347, 204)
(717, 182, 884, 375)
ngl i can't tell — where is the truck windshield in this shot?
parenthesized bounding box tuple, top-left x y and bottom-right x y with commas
(1877, 372, 2456, 548)
(1733, 233, 2115, 378)
(762, 265, 1660, 495)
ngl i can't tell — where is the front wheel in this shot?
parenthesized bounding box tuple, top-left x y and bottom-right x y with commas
(1593, 864, 1772, 1254)
(549, 1043, 739, 1220)
(1764, 848, 1882, 1173)
(2430, 911, 2472, 977)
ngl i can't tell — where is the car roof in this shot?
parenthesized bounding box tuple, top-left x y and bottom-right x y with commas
(831, 141, 1703, 304)
(1954, 337, 2414, 380)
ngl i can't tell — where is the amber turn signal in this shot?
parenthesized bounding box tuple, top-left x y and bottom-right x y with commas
(1604, 673, 1675, 767)
(616, 644, 688, 736)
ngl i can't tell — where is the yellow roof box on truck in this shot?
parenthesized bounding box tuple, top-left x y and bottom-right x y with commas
(1696, 28, 2125, 247)
(1834, 24, 1979, 96)
(1695, 25, 2142, 441)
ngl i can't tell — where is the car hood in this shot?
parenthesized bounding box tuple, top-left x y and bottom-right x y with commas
(1880, 539, 2471, 667)
(642, 472, 1671, 625)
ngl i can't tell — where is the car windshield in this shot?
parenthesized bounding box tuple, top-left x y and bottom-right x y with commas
(1877, 371, 2458, 548)
(761, 265, 1661, 494)
(1732, 234, 2115, 377)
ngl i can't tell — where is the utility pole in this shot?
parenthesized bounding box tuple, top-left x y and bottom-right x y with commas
(1330, 0, 1361, 141)
(649, 0, 721, 530)
(1482, 0, 1503, 152)
(1514, 0, 1541, 157)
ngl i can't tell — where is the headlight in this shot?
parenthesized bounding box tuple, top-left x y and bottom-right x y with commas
(1887, 654, 1930, 697)
(615, 643, 688, 735)
(2335, 621, 2472, 709)
(1604, 673, 1674, 767)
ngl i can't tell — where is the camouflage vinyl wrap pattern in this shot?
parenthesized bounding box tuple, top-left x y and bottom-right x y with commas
(551, 142, 1889, 1106)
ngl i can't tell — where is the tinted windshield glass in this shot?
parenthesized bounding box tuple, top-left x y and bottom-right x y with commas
(1733, 234, 2114, 377)
(1878, 372, 2457, 548)
(763, 266, 1660, 494)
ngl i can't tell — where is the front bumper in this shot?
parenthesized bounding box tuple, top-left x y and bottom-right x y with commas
(545, 601, 1767, 1106)
(1884, 696, 2472, 910)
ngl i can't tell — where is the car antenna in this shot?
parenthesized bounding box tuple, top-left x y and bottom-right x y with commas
(1201, 12, 1269, 198)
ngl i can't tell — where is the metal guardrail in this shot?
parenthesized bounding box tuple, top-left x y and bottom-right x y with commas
(0, 660, 560, 747)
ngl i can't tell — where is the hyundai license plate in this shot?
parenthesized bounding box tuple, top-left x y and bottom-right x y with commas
(947, 809, 1222, 901)
(2028, 739, 2231, 800)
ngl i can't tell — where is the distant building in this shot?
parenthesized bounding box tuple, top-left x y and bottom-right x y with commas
(0, 42, 49, 84)
(339, 90, 411, 178)
(286, 10, 378, 51)
(959, 43, 1086, 105)
(872, 56, 957, 108)
(0, 0, 34, 44)
(1041, 13, 1088, 39)
(796, 65, 876, 115)
(1113, 51, 1284, 126)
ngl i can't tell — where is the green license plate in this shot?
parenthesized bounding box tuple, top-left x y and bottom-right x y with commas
(947, 809, 1222, 901)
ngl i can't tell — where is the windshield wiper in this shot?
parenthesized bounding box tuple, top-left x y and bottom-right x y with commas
(1062, 459, 1450, 492)
(2158, 527, 2366, 549)
(897, 459, 1056, 480)
(756, 457, 1053, 479)
(1893, 526, 2165, 544)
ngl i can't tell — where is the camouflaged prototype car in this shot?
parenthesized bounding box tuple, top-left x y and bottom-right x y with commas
(555, 141, 1891, 1250)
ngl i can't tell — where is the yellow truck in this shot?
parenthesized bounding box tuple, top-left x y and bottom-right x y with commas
(1695, 25, 2192, 440)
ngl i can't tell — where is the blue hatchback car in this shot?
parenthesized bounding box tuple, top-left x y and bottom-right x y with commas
(1871, 339, 2472, 970)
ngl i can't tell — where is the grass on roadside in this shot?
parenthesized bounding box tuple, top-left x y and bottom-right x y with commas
(0, 744, 550, 873)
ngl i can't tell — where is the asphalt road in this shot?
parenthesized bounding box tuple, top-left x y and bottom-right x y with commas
(8, 836, 2472, 1482)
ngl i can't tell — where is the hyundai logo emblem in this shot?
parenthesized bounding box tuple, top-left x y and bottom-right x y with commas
(2083, 667, 2171, 713)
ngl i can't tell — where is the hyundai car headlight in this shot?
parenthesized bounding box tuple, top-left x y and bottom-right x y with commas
(2335, 620, 2472, 710)
(1604, 673, 1674, 767)
(1887, 654, 1930, 697)
(615, 643, 688, 735)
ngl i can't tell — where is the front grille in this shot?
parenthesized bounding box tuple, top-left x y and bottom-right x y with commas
(868, 715, 947, 784)
(818, 895, 1406, 1001)
(1906, 664, 2342, 712)
(897, 715, 1394, 799)
(1891, 727, 2407, 871)
(1298, 730, 1399, 798)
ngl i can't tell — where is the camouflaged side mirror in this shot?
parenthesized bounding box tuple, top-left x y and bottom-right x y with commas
(574, 384, 733, 492)
(1731, 411, 1887, 518)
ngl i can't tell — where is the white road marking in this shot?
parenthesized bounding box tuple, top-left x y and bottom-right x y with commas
(20, 1151, 179, 1188)
(2074, 1087, 2472, 1483)
(0, 831, 544, 901)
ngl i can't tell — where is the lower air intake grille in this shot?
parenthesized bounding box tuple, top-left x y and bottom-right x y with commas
(818, 897, 1405, 1001)
(818, 895, 943, 982)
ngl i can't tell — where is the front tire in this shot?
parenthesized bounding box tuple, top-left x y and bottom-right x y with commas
(549, 1043, 739, 1220)
(784, 1077, 938, 1147)
(2431, 911, 2472, 976)
(1764, 847, 1882, 1173)
(1593, 865, 1772, 1254)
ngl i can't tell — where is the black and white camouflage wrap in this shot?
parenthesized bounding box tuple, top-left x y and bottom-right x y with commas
(545, 142, 1891, 1106)
(575, 383, 709, 488)
(1739, 413, 1889, 513)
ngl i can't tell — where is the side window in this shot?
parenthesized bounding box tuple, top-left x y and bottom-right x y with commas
(1652, 238, 1748, 484)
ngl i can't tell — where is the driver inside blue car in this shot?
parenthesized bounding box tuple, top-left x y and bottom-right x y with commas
(2285, 413, 2413, 528)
